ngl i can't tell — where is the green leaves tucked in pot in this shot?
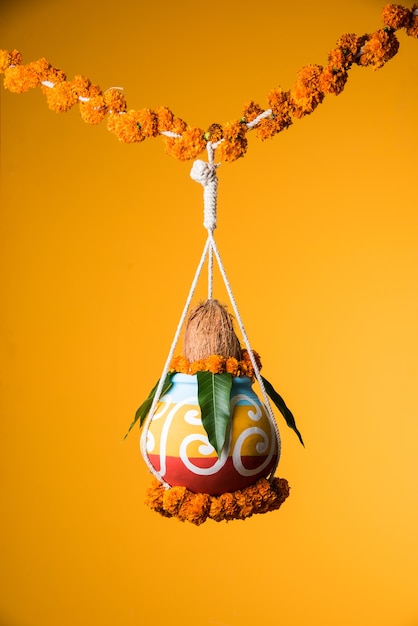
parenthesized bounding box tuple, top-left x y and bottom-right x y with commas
(196, 371, 233, 456)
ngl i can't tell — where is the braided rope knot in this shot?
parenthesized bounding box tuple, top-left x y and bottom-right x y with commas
(190, 159, 219, 232)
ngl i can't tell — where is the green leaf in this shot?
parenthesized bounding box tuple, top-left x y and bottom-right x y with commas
(197, 371, 233, 456)
(261, 375, 304, 446)
(124, 372, 174, 439)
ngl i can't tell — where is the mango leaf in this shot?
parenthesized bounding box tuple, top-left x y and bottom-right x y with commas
(261, 375, 304, 446)
(124, 372, 174, 439)
(197, 371, 233, 456)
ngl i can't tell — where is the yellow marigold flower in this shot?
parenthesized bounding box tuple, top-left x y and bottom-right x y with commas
(107, 110, 145, 143)
(79, 96, 107, 125)
(217, 120, 248, 162)
(242, 100, 264, 123)
(359, 29, 400, 69)
(381, 3, 412, 29)
(103, 88, 127, 113)
(290, 64, 325, 118)
(136, 108, 159, 138)
(44, 81, 78, 113)
(0, 49, 22, 73)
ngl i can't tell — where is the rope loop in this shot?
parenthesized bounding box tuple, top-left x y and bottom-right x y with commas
(190, 156, 219, 232)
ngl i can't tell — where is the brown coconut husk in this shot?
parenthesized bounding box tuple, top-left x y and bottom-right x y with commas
(183, 299, 242, 362)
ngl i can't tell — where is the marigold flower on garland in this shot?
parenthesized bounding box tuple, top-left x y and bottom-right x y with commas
(103, 88, 127, 113)
(79, 95, 107, 125)
(204, 122, 223, 143)
(217, 120, 248, 162)
(319, 64, 348, 95)
(255, 88, 293, 140)
(290, 64, 325, 118)
(156, 105, 187, 135)
(0, 49, 22, 72)
(107, 110, 145, 143)
(382, 3, 413, 30)
(43, 81, 79, 113)
(359, 28, 400, 69)
(242, 100, 265, 123)
(3, 58, 50, 93)
(406, 3, 418, 37)
(164, 126, 207, 160)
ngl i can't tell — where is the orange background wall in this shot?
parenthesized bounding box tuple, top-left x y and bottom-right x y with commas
(1, 2, 418, 625)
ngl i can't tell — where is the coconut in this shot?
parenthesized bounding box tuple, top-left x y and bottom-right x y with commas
(183, 299, 241, 362)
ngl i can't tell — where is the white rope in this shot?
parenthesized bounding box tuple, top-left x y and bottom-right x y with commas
(190, 143, 219, 232)
(140, 236, 211, 487)
(207, 231, 281, 480)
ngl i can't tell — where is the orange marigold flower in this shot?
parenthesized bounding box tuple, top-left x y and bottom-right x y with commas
(136, 108, 159, 138)
(144, 479, 167, 515)
(170, 355, 190, 374)
(358, 28, 400, 69)
(79, 95, 107, 125)
(327, 47, 348, 70)
(256, 88, 293, 140)
(165, 127, 206, 161)
(209, 492, 240, 522)
(290, 64, 325, 118)
(0, 49, 22, 72)
(335, 33, 362, 64)
(205, 122, 223, 143)
(205, 354, 225, 374)
(104, 88, 127, 113)
(406, 4, 418, 38)
(319, 64, 348, 95)
(225, 357, 239, 376)
(217, 120, 248, 162)
(44, 81, 78, 113)
(157, 106, 187, 134)
(72, 75, 92, 99)
(242, 100, 264, 123)
(107, 110, 145, 143)
(3, 60, 49, 93)
(43, 66, 66, 85)
(189, 359, 206, 375)
(162, 485, 187, 516)
(381, 3, 412, 29)
(177, 491, 211, 525)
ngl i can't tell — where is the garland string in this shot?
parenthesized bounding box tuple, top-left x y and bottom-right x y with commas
(1, 4, 417, 163)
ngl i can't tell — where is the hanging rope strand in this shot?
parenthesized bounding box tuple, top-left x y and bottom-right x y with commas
(207, 231, 281, 480)
(140, 235, 211, 486)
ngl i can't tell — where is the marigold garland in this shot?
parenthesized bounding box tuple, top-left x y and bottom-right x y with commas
(1, 4, 417, 162)
(144, 476, 290, 524)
